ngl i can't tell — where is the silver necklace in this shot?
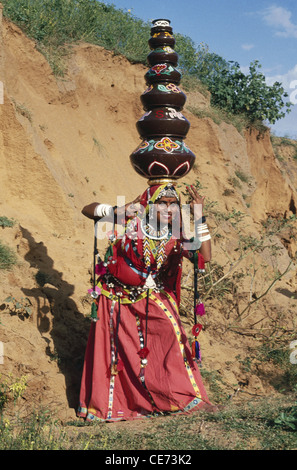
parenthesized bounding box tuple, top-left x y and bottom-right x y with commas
(140, 217, 169, 240)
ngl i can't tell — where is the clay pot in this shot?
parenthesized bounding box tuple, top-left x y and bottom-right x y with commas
(130, 137, 195, 179)
(136, 107, 190, 138)
(140, 83, 186, 111)
(145, 64, 181, 85)
(151, 18, 172, 31)
(130, 19, 196, 184)
(148, 31, 175, 49)
(147, 47, 178, 67)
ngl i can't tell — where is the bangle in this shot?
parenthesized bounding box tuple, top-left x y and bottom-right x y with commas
(195, 222, 209, 233)
(199, 233, 211, 242)
(196, 223, 208, 233)
(94, 204, 113, 218)
(195, 220, 211, 242)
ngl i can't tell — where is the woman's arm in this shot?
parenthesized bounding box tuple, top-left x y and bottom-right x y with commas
(81, 195, 142, 222)
(81, 202, 102, 220)
(186, 185, 212, 262)
(198, 238, 211, 263)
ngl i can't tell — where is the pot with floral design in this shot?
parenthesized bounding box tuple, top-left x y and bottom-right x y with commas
(130, 19, 196, 183)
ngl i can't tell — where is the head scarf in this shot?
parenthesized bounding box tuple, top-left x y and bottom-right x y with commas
(139, 183, 180, 214)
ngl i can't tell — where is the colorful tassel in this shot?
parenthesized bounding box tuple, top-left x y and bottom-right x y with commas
(111, 358, 124, 375)
(95, 262, 107, 276)
(192, 339, 201, 362)
(195, 302, 205, 317)
(91, 301, 98, 322)
(88, 285, 101, 298)
(192, 323, 203, 337)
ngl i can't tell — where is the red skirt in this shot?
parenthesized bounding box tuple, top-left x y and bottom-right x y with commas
(77, 290, 211, 422)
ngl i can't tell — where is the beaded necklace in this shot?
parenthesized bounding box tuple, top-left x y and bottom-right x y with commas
(140, 218, 172, 271)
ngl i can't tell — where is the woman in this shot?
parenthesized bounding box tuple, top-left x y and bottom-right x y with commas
(77, 183, 213, 422)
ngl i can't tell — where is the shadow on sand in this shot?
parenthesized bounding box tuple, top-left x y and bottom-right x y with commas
(20, 226, 90, 412)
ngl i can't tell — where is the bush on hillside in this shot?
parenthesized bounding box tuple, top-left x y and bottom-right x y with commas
(193, 45, 292, 124)
(1, 0, 292, 125)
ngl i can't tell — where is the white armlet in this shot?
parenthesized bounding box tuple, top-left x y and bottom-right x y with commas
(195, 221, 211, 242)
(94, 204, 113, 218)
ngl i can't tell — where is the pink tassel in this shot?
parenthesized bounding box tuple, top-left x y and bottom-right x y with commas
(195, 302, 205, 317)
(88, 285, 101, 297)
(95, 262, 107, 276)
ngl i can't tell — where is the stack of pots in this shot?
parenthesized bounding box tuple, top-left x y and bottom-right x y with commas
(130, 19, 196, 185)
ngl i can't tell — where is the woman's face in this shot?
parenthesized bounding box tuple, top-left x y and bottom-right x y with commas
(154, 196, 180, 225)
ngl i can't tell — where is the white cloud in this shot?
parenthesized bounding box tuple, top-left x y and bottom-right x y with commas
(261, 5, 297, 38)
(241, 44, 255, 51)
(270, 104, 297, 138)
(266, 64, 297, 90)
(266, 63, 297, 138)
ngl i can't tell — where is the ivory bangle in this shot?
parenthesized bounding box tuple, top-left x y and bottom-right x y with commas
(199, 233, 211, 242)
(94, 204, 113, 218)
(196, 228, 209, 234)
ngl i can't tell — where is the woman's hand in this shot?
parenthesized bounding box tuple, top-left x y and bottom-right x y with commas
(115, 194, 142, 219)
(125, 194, 142, 217)
(186, 185, 205, 218)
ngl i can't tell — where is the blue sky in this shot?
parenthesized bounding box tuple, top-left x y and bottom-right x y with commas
(104, 0, 297, 139)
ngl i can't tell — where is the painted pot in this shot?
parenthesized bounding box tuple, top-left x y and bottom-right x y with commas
(130, 19, 196, 184)
(140, 83, 187, 111)
(130, 137, 195, 179)
(136, 107, 190, 138)
(145, 64, 181, 85)
(150, 18, 173, 34)
(147, 47, 179, 67)
(148, 31, 175, 49)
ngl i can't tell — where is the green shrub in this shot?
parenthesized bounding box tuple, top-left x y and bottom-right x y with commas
(1, 0, 292, 124)
(0, 241, 17, 270)
(197, 57, 292, 124)
(0, 217, 15, 228)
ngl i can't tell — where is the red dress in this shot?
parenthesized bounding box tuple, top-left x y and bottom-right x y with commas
(77, 186, 211, 422)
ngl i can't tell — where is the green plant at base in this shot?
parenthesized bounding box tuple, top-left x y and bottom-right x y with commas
(0, 374, 28, 411)
(0, 217, 16, 228)
(274, 403, 297, 431)
(3, 296, 32, 318)
(0, 241, 17, 270)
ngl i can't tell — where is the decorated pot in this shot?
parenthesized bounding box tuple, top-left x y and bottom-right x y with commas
(130, 138, 195, 179)
(136, 107, 190, 138)
(148, 31, 175, 49)
(130, 19, 196, 184)
(140, 83, 187, 111)
(145, 63, 181, 85)
(150, 18, 173, 35)
(147, 47, 179, 67)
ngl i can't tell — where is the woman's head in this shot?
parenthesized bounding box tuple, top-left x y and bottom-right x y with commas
(153, 196, 180, 225)
(140, 183, 181, 227)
